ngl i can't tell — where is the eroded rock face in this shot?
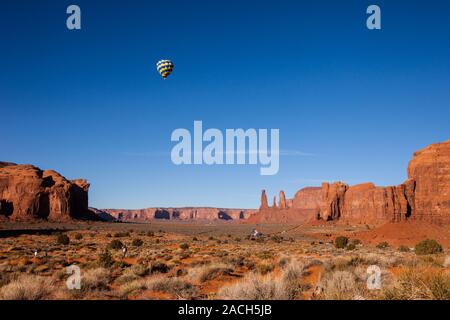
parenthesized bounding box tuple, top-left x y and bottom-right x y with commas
(278, 191, 287, 209)
(260, 190, 268, 209)
(253, 140, 450, 225)
(0, 163, 91, 221)
(407, 140, 450, 224)
(101, 207, 257, 221)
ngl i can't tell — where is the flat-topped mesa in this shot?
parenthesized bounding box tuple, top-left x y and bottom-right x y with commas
(99, 207, 257, 221)
(255, 140, 450, 226)
(0, 163, 92, 221)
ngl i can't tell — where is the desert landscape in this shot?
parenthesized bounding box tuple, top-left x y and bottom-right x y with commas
(0, 140, 449, 300)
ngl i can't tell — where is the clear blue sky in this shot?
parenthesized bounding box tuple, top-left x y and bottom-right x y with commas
(1, 0, 449, 209)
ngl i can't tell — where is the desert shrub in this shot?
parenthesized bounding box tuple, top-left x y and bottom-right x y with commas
(234, 237, 241, 242)
(98, 250, 114, 268)
(415, 239, 443, 255)
(316, 271, 358, 300)
(383, 268, 449, 300)
(116, 264, 149, 285)
(334, 236, 348, 249)
(398, 245, 410, 252)
(56, 234, 70, 245)
(192, 237, 198, 241)
(118, 280, 143, 297)
(108, 239, 123, 250)
(0, 275, 54, 300)
(218, 270, 305, 300)
(257, 264, 274, 275)
(142, 276, 198, 299)
(0, 272, 14, 287)
(106, 233, 112, 238)
(192, 264, 234, 283)
(149, 262, 169, 274)
(146, 231, 154, 237)
(350, 239, 362, 246)
(179, 243, 189, 250)
(444, 256, 450, 268)
(271, 235, 282, 243)
(245, 260, 256, 270)
(132, 238, 144, 247)
(208, 236, 214, 241)
(278, 256, 291, 268)
(226, 256, 245, 267)
(74, 233, 83, 240)
(255, 251, 273, 260)
(346, 243, 356, 251)
(81, 268, 110, 291)
(376, 241, 390, 249)
(114, 232, 130, 238)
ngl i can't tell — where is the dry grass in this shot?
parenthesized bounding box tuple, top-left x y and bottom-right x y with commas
(81, 268, 110, 291)
(188, 263, 234, 283)
(0, 274, 54, 300)
(218, 260, 306, 300)
(383, 268, 450, 300)
(316, 271, 359, 300)
(141, 275, 199, 299)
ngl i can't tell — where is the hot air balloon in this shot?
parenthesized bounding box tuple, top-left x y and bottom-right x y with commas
(156, 60, 174, 79)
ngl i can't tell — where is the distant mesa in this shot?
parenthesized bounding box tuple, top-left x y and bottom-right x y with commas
(1, 139, 448, 226)
(250, 139, 450, 226)
(98, 207, 257, 222)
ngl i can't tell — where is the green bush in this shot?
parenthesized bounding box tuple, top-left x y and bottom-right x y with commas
(56, 234, 70, 245)
(179, 243, 189, 250)
(108, 239, 124, 250)
(132, 238, 144, 247)
(415, 239, 443, 255)
(346, 243, 356, 251)
(398, 245, 410, 252)
(334, 236, 348, 249)
(376, 241, 390, 249)
(350, 239, 361, 246)
(74, 233, 83, 240)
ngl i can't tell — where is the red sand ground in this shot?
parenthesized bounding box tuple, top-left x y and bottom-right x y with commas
(354, 222, 450, 247)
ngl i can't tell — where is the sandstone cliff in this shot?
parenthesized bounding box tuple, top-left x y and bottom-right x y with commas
(0, 163, 93, 221)
(251, 140, 450, 225)
(99, 207, 257, 222)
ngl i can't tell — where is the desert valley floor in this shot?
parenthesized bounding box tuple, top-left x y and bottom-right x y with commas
(0, 220, 448, 300)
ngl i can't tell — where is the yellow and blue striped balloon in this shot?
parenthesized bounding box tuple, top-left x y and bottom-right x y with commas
(156, 60, 174, 79)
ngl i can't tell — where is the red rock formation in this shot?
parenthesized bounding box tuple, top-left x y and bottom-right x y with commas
(407, 140, 450, 224)
(320, 182, 348, 221)
(0, 163, 91, 221)
(279, 191, 287, 209)
(260, 190, 268, 209)
(100, 207, 257, 222)
(252, 140, 450, 226)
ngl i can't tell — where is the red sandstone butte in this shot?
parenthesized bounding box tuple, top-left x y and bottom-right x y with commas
(0, 162, 92, 221)
(250, 140, 450, 226)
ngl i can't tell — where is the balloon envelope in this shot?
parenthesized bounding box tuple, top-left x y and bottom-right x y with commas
(156, 60, 174, 79)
